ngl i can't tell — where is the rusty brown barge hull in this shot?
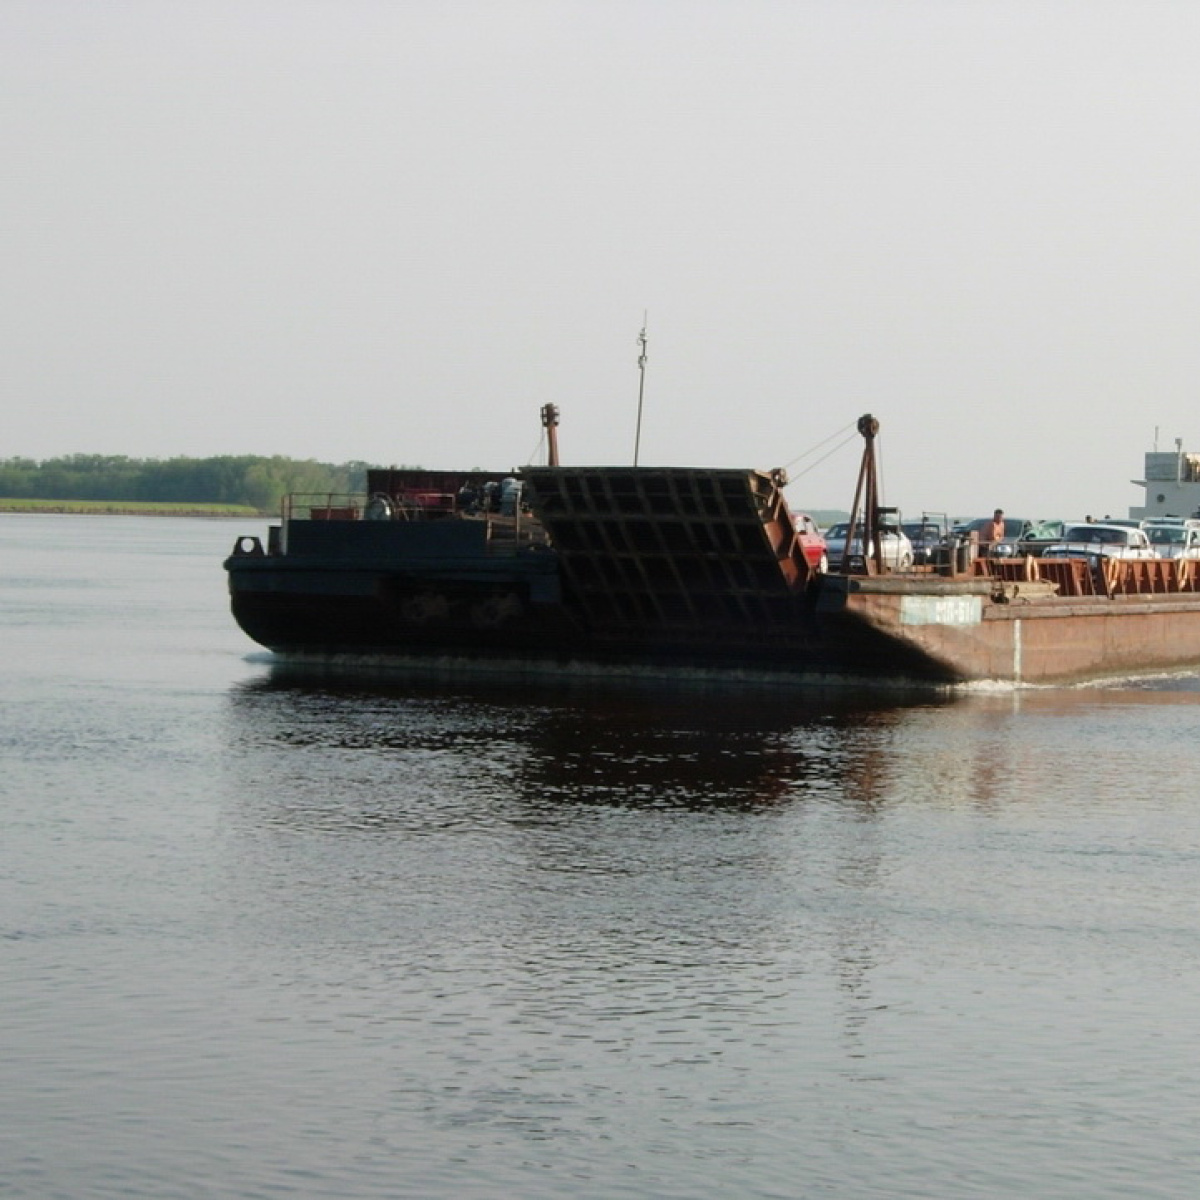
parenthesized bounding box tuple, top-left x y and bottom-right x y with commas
(225, 462, 1200, 686)
(818, 575, 1200, 685)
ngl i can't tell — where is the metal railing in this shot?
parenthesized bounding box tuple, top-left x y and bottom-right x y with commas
(281, 491, 461, 522)
(282, 493, 365, 522)
(277, 490, 548, 551)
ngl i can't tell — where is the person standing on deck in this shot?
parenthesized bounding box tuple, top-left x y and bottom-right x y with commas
(983, 508, 1006, 554)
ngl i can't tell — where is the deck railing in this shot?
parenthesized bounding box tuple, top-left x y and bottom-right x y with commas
(282, 491, 460, 522)
(977, 554, 1197, 596)
(283, 493, 365, 522)
(277, 491, 547, 552)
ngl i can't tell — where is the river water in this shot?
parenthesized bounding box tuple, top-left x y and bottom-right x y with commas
(3, 514, 1200, 1199)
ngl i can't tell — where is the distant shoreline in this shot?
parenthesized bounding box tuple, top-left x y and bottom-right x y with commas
(0, 500, 266, 518)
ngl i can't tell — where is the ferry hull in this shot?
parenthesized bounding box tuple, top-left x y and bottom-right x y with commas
(229, 568, 1200, 686)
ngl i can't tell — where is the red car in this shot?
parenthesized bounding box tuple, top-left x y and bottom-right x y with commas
(791, 512, 829, 572)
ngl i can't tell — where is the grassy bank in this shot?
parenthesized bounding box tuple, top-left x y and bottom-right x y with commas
(0, 498, 264, 517)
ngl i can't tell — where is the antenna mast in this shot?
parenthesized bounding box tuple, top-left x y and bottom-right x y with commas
(633, 314, 648, 466)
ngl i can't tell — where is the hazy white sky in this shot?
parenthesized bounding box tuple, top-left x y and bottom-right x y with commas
(5, 0, 1200, 518)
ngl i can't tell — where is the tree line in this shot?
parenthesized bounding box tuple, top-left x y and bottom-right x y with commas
(0, 454, 378, 513)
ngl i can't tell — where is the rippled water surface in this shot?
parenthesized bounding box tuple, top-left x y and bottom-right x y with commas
(3, 514, 1200, 1198)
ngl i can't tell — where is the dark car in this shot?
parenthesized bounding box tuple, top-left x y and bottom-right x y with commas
(1018, 519, 1067, 557)
(902, 519, 946, 565)
(948, 516, 1032, 557)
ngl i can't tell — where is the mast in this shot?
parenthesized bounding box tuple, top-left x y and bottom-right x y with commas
(540, 403, 560, 467)
(633, 315, 648, 466)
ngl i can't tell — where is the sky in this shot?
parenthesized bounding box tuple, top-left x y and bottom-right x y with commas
(5, 0, 1200, 519)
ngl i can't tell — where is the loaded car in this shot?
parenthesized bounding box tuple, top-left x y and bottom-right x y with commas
(1041, 523, 1155, 563)
(901, 519, 946, 566)
(1143, 522, 1200, 560)
(947, 515, 1033, 557)
(1017, 519, 1067, 557)
(790, 511, 829, 572)
(824, 521, 914, 571)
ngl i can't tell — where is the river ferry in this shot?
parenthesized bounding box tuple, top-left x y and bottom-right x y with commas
(224, 410, 1200, 686)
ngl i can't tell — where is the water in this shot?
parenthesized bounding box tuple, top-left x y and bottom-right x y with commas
(3, 514, 1200, 1198)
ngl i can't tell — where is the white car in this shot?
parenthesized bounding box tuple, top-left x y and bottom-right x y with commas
(1143, 522, 1200, 560)
(1041, 523, 1155, 564)
(823, 522, 914, 571)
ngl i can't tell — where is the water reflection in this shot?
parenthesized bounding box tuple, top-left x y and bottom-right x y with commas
(222, 664, 1200, 834)
(228, 664, 960, 812)
(217, 669, 969, 1047)
(218, 669, 918, 990)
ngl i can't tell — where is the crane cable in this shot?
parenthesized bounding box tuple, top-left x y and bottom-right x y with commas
(780, 419, 861, 479)
(782, 416, 894, 514)
(520, 414, 886, 499)
(524, 427, 547, 466)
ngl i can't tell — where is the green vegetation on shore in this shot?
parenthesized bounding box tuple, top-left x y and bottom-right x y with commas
(0, 454, 376, 515)
(0, 498, 260, 517)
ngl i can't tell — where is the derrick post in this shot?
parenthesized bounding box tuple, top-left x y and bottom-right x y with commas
(541, 403, 561, 467)
(844, 414, 881, 574)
